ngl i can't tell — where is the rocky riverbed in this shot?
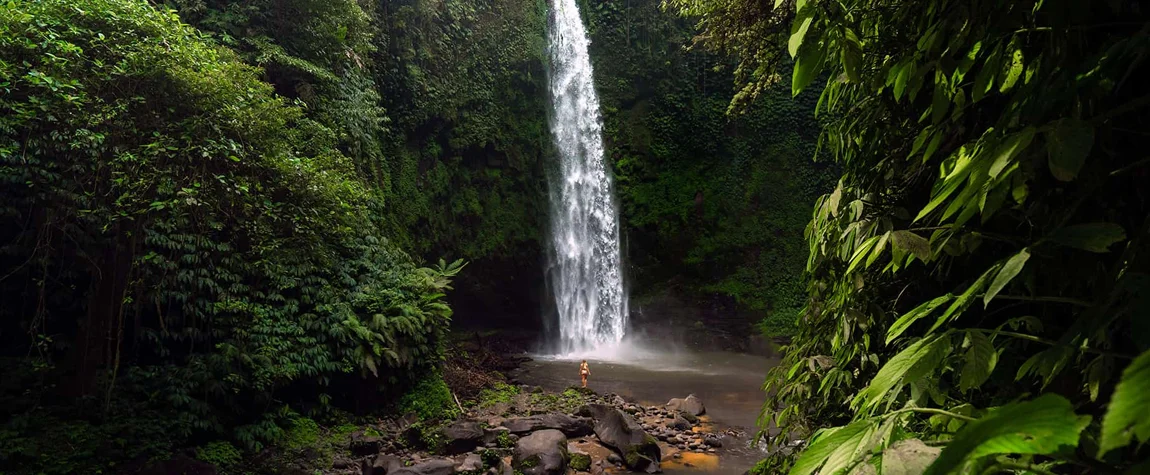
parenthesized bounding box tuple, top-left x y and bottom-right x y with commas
(341, 388, 747, 475)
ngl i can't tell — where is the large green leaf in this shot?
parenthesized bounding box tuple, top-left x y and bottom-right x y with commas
(998, 48, 1023, 92)
(983, 248, 1029, 307)
(792, 39, 826, 96)
(1099, 349, 1150, 456)
(855, 334, 949, 411)
(887, 294, 954, 344)
(1047, 223, 1125, 253)
(789, 419, 876, 475)
(1046, 118, 1094, 181)
(928, 266, 995, 333)
(988, 128, 1035, 179)
(959, 330, 998, 391)
(882, 439, 940, 475)
(891, 230, 931, 261)
(788, 7, 815, 58)
(924, 394, 1090, 475)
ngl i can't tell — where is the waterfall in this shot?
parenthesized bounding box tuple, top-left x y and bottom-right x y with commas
(545, 0, 627, 354)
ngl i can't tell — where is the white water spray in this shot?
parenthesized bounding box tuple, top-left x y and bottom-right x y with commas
(545, 0, 627, 354)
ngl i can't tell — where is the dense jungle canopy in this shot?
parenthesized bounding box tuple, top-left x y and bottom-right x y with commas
(0, 0, 1147, 474)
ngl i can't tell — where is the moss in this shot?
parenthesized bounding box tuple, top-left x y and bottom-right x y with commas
(477, 382, 520, 408)
(569, 452, 591, 471)
(284, 416, 320, 451)
(194, 441, 241, 468)
(400, 373, 460, 421)
(520, 456, 539, 468)
(624, 448, 642, 468)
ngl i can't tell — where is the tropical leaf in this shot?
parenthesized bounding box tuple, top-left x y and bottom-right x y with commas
(855, 334, 949, 411)
(924, 394, 1090, 475)
(789, 419, 876, 475)
(789, 7, 815, 57)
(1046, 118, 1094, 181)
(982, 248, 1029, 307)
(959, 330, 997, 391)
(887, 294, 954, 344)
(793, 38, 827, 96)
(1098, 350, 1150, 456)
(891, 230, 931, 261)
(1047, 223, 1126, 253)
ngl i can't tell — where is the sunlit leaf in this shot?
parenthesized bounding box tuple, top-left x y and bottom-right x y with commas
(1099, 349, 1150, 456)
(998, 48, 1023, 92)
(924, 394, 1089, 475)
(790, 420, 875, 475)
(887, 294, 954, 344)
(792, 38, 826, 96)
(788, 7, 815, 58)
(959, 330, 997, 391)
(983, 248, 1029, 307)
(855, 334, 949, 411)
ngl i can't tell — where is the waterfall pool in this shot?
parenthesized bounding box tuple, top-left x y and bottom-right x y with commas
(512, 344, 780, 474)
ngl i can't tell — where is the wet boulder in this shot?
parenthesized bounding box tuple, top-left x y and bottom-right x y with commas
(441, 421, 485, 454)
(577, 404, 660, 473)
(350, 430, 384, 456)
(361, 454, 401, 475)
(504, 413, 593, 437)
(669, 415, 691, 430)
(665, 395, 705, 416)
(513, 429, 569, 475)
(457, 453, 485, 474)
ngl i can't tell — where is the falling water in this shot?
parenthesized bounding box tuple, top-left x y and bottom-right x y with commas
(545, 0, 627, 354)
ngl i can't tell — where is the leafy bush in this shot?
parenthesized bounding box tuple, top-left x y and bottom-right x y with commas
(195, 441, 242, 468)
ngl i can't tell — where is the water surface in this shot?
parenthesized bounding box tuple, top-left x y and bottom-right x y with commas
(512, 343, 777, 474)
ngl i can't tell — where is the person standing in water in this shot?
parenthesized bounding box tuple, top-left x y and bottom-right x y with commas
(580, 360, 590, 388)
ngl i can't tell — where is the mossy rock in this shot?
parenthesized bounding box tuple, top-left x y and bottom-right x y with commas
(569, 452, 591, 471)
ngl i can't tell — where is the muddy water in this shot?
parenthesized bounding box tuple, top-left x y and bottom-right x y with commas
(511, 345, 778, 475)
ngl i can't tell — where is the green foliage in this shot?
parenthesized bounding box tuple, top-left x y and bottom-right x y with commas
(669, 0, 1150, 472)
(588, 0, 833, 332)
(400, 372, 461, 422)
(0, 0, 458, 471)
(195, 441, 242, 468)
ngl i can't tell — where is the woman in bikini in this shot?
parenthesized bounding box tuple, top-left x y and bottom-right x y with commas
(580, 360, 590, 388)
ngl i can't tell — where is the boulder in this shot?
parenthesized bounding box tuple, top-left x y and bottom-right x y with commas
(513, 429, 569, 475)
(441, 421, 485, 454)
(665, 395, 705, 416)
(361, 454, 401, 475)
(504, 413, 593, 437)
(390, 459, 456, 475)
(669, 415, 691, 431)
(350, 430, 384, 456)
(577, 404, 661, 473)
(457, 453, 485, 473)
(704, 435, 722, 448)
